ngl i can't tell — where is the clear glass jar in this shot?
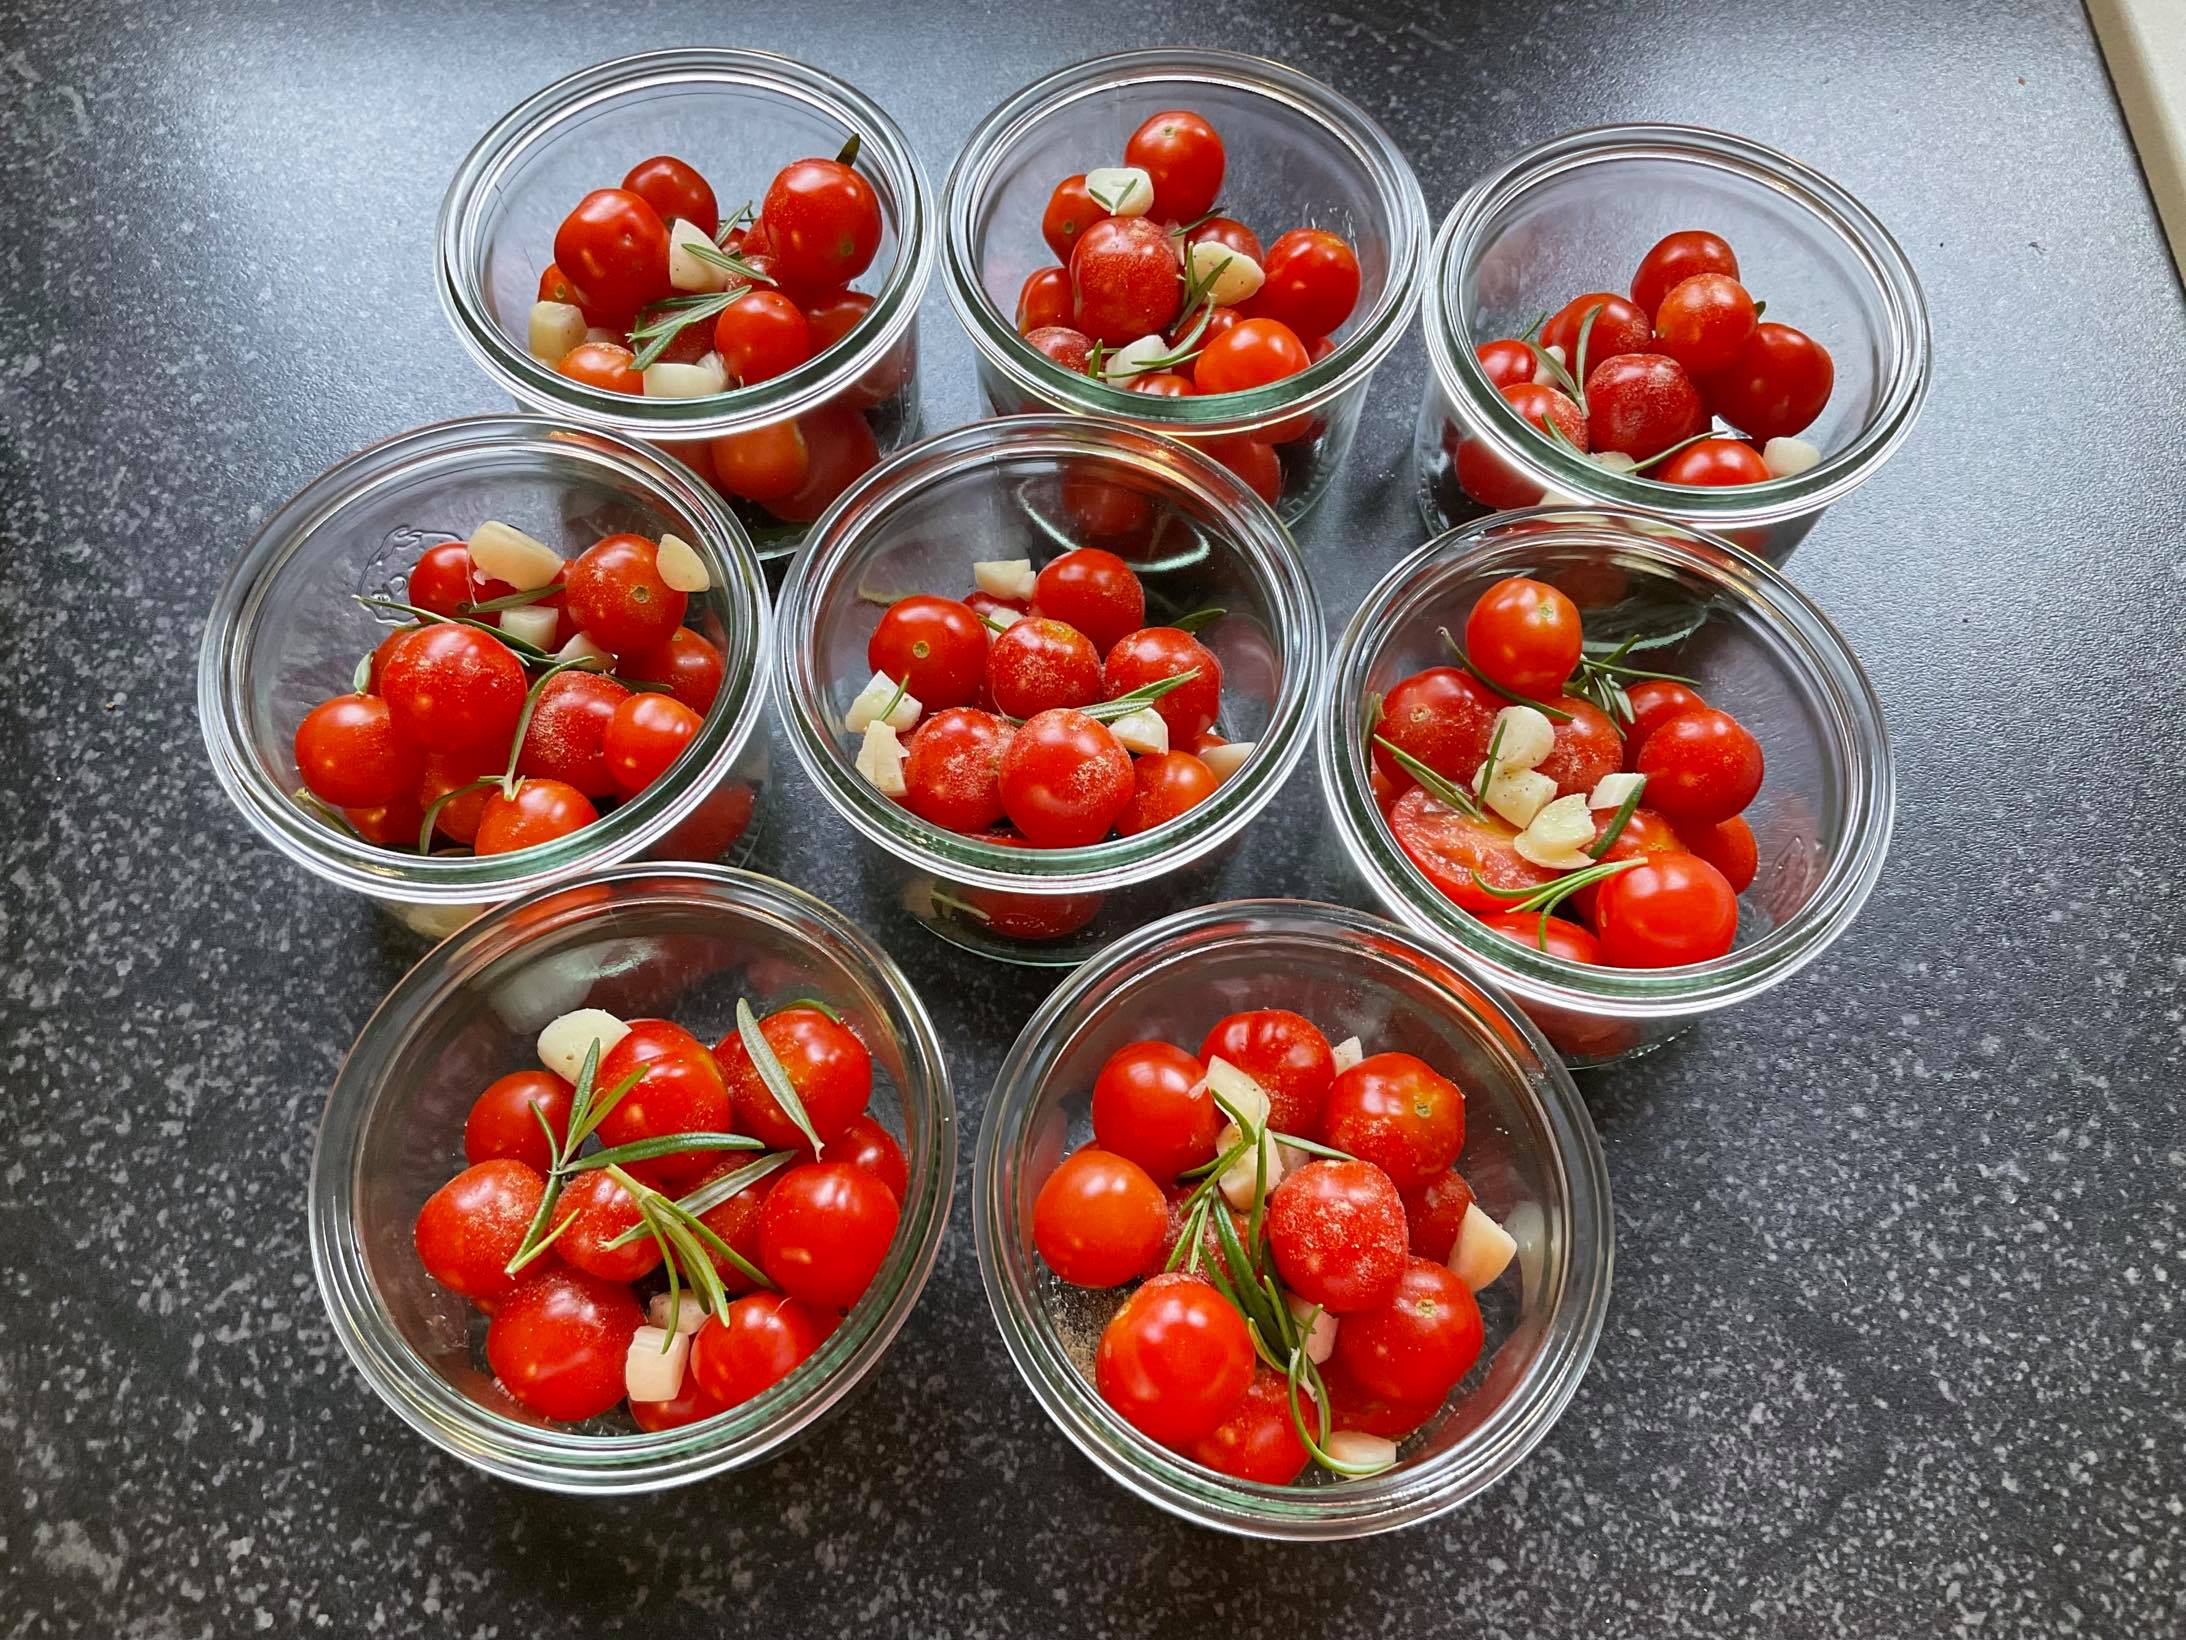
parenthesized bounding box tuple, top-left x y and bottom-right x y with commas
(976, 900, 1612, 1538)
(1415, 124, 1931, 563)
(1317, 508, 1895, 1066)
(942, 48, 1427, 525)
(197, 414, 772, 941)
(437, 49, 934, 560)
(310, 865, 955, 1492)
(775, 415, 1323, 966)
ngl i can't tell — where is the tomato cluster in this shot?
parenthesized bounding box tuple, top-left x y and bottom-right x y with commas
(1013, 109, 1362, 506)
(1450, 228, 1836, 510)
(849, 548, 1247, 849)
(293, 526, 731, 857)
(414, 1001, 909, 1427)
(531, 146, 902, 530)
(1031, 1012, 1516, 1482)
(1370, 574, 1764, 969)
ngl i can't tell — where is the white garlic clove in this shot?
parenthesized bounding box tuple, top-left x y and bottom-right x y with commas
(537, 1008, 631, 1081)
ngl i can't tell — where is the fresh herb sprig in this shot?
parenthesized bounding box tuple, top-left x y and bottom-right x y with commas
(1437, 627, 1572, 721)
(1568, 638, 1698, 727)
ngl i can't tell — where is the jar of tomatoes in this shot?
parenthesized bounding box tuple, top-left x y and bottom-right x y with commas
(437, 50, 933, 561)
(1414, 124, 1931, 564)
(941, 49, 1427, 526)
(1316, 507, 1896, 1066)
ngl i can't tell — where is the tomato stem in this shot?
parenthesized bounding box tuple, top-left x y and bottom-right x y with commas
(1370, 734, 1485, 821)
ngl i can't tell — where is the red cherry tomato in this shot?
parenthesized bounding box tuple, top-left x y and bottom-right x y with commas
(1372, 666, 1502, 785)
(986, 617, 1103, 719)
(1130, 370, 1196, 398)
(418, 748, 495, 844)
(1033, 1147, 1169, 1288)
(1094, 1271, 1255, 1446)
(1101, 627, 1222, 742)
(714, 289, 813, 384)
(759, 1160, 900, 1310)
(1266, 1159, 1408, 1313)
(709, 419, 810, 507)
(1502, 380, 1589, 451)
(554, 1168, 664, 1283)
(1069, 216, 1183, 344)
(1622, 679, 1709, 766)
(557, 341, 644, 395)
(1321, 1356, 1440, 1441)
(565, 534, 688, 657)
(1193, 317, 1309, 395)
(1249, 228, 1361, 339)
(754, 403, 879, 524)
(1205, 435, 1282, 504)
(1114, 751, 1219, 837)
(1593, 852, 1740, 966)
(1700, 322, 1835, 442)
(1477, 911, 1603, 966)
(689, 1292, 829, 1407)
(1024, 324, 1095, 373)
(622, 155, 718, 238)
(295, 693, 424, 808)
(1676, 812, 1759, 892)
(1635, 707, 1764, 824)
(694, 1163, 774, 1293)
(1170, 301, 1242, 354)
(414, 1159, 546, 1306)
(1400, 1168, 1477, 1262)
(1185, 215, 1263, 264)
(474, 778, 597, 855)
(553, 188, 672, 324)
(1584, 353, 1708, 460)
(1320, 1052, 1465, 1192)
(1540, 291, 1654, 379)
(836, 1113, 909, 1201)
(1654, 437, 1771, 487)
(1124, 109, 1226, 221)
(902, 707, 1012, 832)
(1033, 549, 1146, 654)
(342, 794, 426, 847)
(1567, 805, 1685, 925)
(628, 1372, 728, 1432)
(997, 709, 1134, 846)
(487, 1267, 644, 1422)
(464, 1070, 575, 1174)
(538, 263, 580, 305)
(799, 286, 876, 355)
(594, 1019, 731, 1186)
(1651, 273, 1757, 376)
(1464, 575, 1583, 699)
(1041, 173, 1107, 264)
(1090, 1040, 1217, 1180)
(1186, 1364, 1317, 1484)
(600, 692, 701, 796)
(715, 1005, 873, 1153)
(407, 540, 479, 619)
(1631, 229, 1740, 318)
(871, 594, 988, 709)
(1330, 1255, 1484, 1405)
(1475, 338, 1535, 389)
(516, 671, 629, 798)
(379, 625, 527, 755)
(762, 155, 882, 289)
(617, 626, 724, 717)
(1198, 1010, 1335, 1138)
(1537, 695, 1624, 798)
(1016, 265, 1073, 334)
(1388, 786, 1554, 914)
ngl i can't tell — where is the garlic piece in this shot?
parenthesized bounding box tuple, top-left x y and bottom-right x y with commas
(528, 300, 588, 364)
(1202, 1057, 1271, 1132)
(655, 533, 710, 594)
(1100, 333, 1173, 385)
(555, 631, 614, 668)
(537, 1008, 630, 1081)
(1286, 1294, 1339, 1365)
(497, 605, 561, 651)
(973, 558, 1037, 602)
(647, 1292, 709, 1334)
(1535, 342, 1568, 384)
(1588, 771, 1645, 810)
(624, 1325, 691, 1403)
(1592, 449, 1639, 474)
(1199, 741, 1252, 783)
(1108, 707, 1169, 756)
(468, 520, 563, 591)
(855, 722, 908, 797)
(1482, 767, 1556, 831)
(1083, 165, 1154, 218)
(1478, 704, 1555, 777)
(644, 357, 728, 399)
(1184, 241, 1264, 306)
(668, 218, 730, 293)
(1215, 1119, 1285, 1210)
(1514, 793, 1597, 869)
(1762, 436, 1822, 478)
(1330, 1035, 1364, 1074)
(1322, 1431, 1398, 1472)
(844, 671, 922, 734)
(1450, 1202, 1518, 1292)
(983, 605, 1025, 632)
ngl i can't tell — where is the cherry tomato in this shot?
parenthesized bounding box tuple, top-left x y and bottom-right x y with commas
(295, 693, 424, 808)
(1198, 1010, 1335, 1137)
(1635, 707, 1764, 824)
(629, 1372, 728, 1432)
(1372, 666, 1502, 786)
(1249, 228, 1361, 339)
(954, 839, 1108, 941)
(1502, 380, 1589, 450)
(1401, 1168, 1477, 1262)
(759, 1160, 900, 1309)
(556, 340, 644, 395)
(836, 1113, 909, 1201)
(1016, 265, 1073, 334)
(342, 793, 426, 848)
(1593, 851, 1740, 966)
(1034, 1147, 1169, 1288)
(1041, 173, 1107, 264)
(1464, 576, 1583, 698)
(1193, 317, 1309, 395)
(1540, 292, 1654, 379)
(1537, 696, 1623, 798)
(709, 419, 810, 506)
(600, 692, 701, 796)
(474, 778, 597, 854)
(1320, 1356, 1439, 1441)
(1024, 324, 1095, 373)
(1124, 109, 1225, 221)
(565, 534, 687, 657)
(1187, 1364, 1317, 1484)
(1568, 805, 1684, 925)
(1676, 812, 1759, 893)
(1700, 322, 1834, 442)
(379, 625, 527, 755)
(594, 1019, 731, 1186)
(1101, 627, 1222, 743)
(1033, 549, 1146, 653)
(487, 1267, 643, 1422)
(419, 748, 495, 844)
(622, 155, 718, 237)
(902, 707, 1011, 832)
(997, 708, 1134, 846)
(1170, 301, 1242, 354)
(464, 1070, 575, 1174)
(689, 1292, 829, 1407)
(1478, 911, 1603, 967)
(1651, 272, 1757, 376)
(538, 263, 580, 305)
(755, 403, 878, 524)
(414, 1159, 546, 1306)
(1584, 353, 1708, 460)
(1388, 786, 1554, 913)
(871, 595, 988, 709)
(1631, 229, 1740, 318)
(1090, 1041, 1216, 1180)
(1070, 216, 1183, 345)
(1094, 1271, 1255, 1446)
(1115, 751, 1219, 837)
(713, 289, 813, 384)
(553, 188, 672, 324)
(762, 155, 882, 288)
(716, 1005, 873, 1153)
(617, 626, 724, 716)
(407, 541, 479, 620)
(694, 1162, 774, 1293)
(1130, 370, 1196, 398)
(516, 671, 629, 798)
(1266, 1159, 1408, 1313)
(1186, 216, 1263, 263)
(1621, 679, 1709, 767)
(986, 617, 1102, 719)
(799, 287, 879, 364)
(1475, 338, 1535, 390)
(1330, 1255, 1483, 1406)
(1206, 435, 1282, 504)
(1654, 437, 1770, 487)
(554, 1168, 664, 1283)
(1320, 1053, 1465, 1191)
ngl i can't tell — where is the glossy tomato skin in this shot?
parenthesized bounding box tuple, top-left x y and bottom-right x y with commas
(1320, 1052, 1466, 1191)
(1475, 338, 1536, 389)
(487, 1267, 645, 1422)
(762, 156, 882, 289)
(1024, 324, 1095, 373)
(1124, 109, 1225, 221)
(1016, 265, 1073, 334)
(1330, 1255, 1484, 1406)
(755, 404, 878, 524)
(710, 419, 810, 507)
(1538, 696, 1624, 798)
(1266, 1159, 1408, 1313)
(557, 341, 644, 394)
(554, 1168, 664, 1283)
(1584, 353, 1709, 460)
(1701, 322, 1835, 442)
(1198, 1010, 1335, 1137)
(565, 534, 687, 657)
(1464, 576, 1583, 699)
(986, 616, 1102, 719)
(759, 1160, 901, 1310)
(695, 1162, 774, 1293)
(1400, 1168, 1477, 1262)
(836, 1113, 909, 1201)
(1249, 228, 1361, 339)
(1635, 708, 1764, 824)
(1186, 216, 1263, 264)
(1194, 318, 1310, 395)
(871, 595, 987, 709)
(1033, 1147, 1169, 1287)
(415, 1159, 546, 1306)
(1090, 1040, 1217, 1180)
(1041, 174, 1106, 265)
(1454, 380, 1588, 510)
(516, 671, 630, 798)
(1114, 751, 1219, 837)
(1593, 852, 1740, 967)
(295, 694, 424, 808)
(1321, 1356, 1439, 1441)
(1676, 813, 1759, 893)
(594, 1019, 731, 1187)
(689, 1292, 829, 1408)
(464, 1070, 575, 1174)
(603, 692, 702, 797)
(1186, 1363, 1317, 1484)
(1567, 805, 1684, 925)
(622, 155, 718, 237)
(713, 289, 813, 384)
(553, 188, 672, 324)
(628, 1374, 727, 1433)
(1101, 627, 1222, 743)
(1069, 216, 1183, 344)
(1388, 786, 1554, 913)
(1540, 291, 1655, 377)
(1622, 679, 1709, 767)
(474, 778, 597, 855)
(1094, 1271, 1255, 1447)
(408, 540, 479, 619)
(1651, 273, 1757, 376)
(997, 709, 1133, 846)
(379, 625, 527, 755)
(1033, 549, 1145, 654)
(1631, 229, 1740, 318)
(902, 707, 1012, 833)
(715, 1006, 873, 1153)
(614, 627, 722, 717)
(419, 748, 494, 844)
(1372, 666, 1503, 786)
(1478, 911, 1604, 967)
(1655, 437, 1771, 487)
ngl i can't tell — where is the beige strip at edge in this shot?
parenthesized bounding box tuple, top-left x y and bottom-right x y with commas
(2089, 0, 2186, 283)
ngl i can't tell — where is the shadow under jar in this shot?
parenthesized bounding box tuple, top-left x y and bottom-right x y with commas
(312, 865, 955, 1492)
(776, 415, 1323, 966)
(198, 414, 772, 942)
(1415, 124, 1930, 565)
(977, 899, 1611, 1538)
(438, 49, 934, 561)
(1317, 508, 1895, 1067)
(942, 48, 1427, 525)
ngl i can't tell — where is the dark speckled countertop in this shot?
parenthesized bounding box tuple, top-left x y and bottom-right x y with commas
(3, 1, 2182, 1635)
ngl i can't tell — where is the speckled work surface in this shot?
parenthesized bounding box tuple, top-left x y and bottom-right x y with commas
(3, 0, 2182, 1635)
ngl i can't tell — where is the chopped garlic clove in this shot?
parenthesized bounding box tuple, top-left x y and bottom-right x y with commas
(1331, 1035, 1364, 1073)
(497, 605, 561, 651)
(1185, 241, 1264, 306)
(1084, 165, 1154, 218)
(1215, 1120, 1285, 1209)
(556, 632, 614, 668)
(1483, 704, 1555, 776)
(973, 558, 1037, 602)
(647, 1292, 709, 1334)
(624, 1325, 691, 1403)
(1514, 794, 1597, 869)
(538, 1008, 631, 1081)
(1323, 1430, 1398, 1471)
(1588, 771, 1645, 810)
(1482, 767, 1557, 830)
(528, 300, 588, 364)
(845, 671, 922, 734)
(1285, 1294, 1339, 1365)
(1203, 1057, 1271, 1132)
(1109, 707, 1169, 756)
(668, 218, 730, 293)
(1514, 837, 1595, 870)
(1592, 449, 1639, 474)
(1762, 436, 1821, 478)
(644, 357, 728, 399)
(984, 605, 1025, 632)
(855, 722, 908, 797)
(1450, 1202, 1517, 1292)
(1199, 741, 1252, 783)
(469, 520, 563, 591)
(1534, 342, 1567, 384)
(655, 533, 710, 593)
(1100, 333, 1172, 385)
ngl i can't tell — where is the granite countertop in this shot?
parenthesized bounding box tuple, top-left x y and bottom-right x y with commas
(4, 1, 2181, 1635)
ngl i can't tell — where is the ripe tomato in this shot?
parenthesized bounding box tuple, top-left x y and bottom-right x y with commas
(1091, 1040, 1216, 1180)
(716, 1005, 873, 1153)
(709, 419, 810, 506)
(1478, 910, 1603, 966)
(1187, 1364, 1317, 1484)
(1654, 437, 1770, 487)
(689, 1292, 830, 1407)
(474, 778, 597, 855)
(1635, 707, 1764, 824)
(1024, 323, 1095, 373)
(487, 1267, 644, 1421)
(1400, 1168, 1476, 1262)
(1101, 627, 1222, 742)
(986, 617, 1102, 719)
(1584, 353, 1708, 460)
(617, 627, 724, 716)
(379, 625, 527, 755)
(1593, 852, 1740, 966)
(1130, 370, 1196, 398)
(1464, 576, 1583, 698)
(1389, 787, 1554, 913)
(1537, 696, 1623, 798)
(1016, 264, 1073, 334)
(1124, 109, 1225, 220)
(1622, 679, 1709, 766)
(837, 1113, 909, 1201)
(538, 263, 580, 305)
(1249, 228, 1361, 339)
(1501, 380, 1589, 451)
(1701, 322, 1835, 442)
(516, 671, 629, 798)
(694, 1163, 773, 1293)
(1041, 173, 1107, 264)
(903, 707, 1012, 832)
(1094, 1271, 1255, 1446)
(1266, 1159, 1408, 1313)
(1651, 273, 1757, 376)
(414, 1159, 546, 1306)
(602, 691, 702, 796)
(464, 1069, 575, 1174)
(762, 155, 882, 288)
(1320, 1356, 1439, 1441)
(1540, 292, 1654, 378)
(1631, 229, 1740, 318)
(1198, 1009, 1335, 1137)
(1475, 338, 1535, 390)
(1206, 435, 1282, 504)
(1320, 1052, 1465, 1191)
(295, 693, 424, 808)
(1567, 805, 1684, 924)
(554, 1168, 664, 1283)
(871, 595, 988, 709)
(628, 1372, 728, 1433)
(1033, 548, 1145, 653)
(408, 540, 479, 620)
(565, 534, 687, 656)
(714, 289, 813, 384)
(1070, 216, 1183, 344)
(759, 1160, 900, 1310)
(1186, 216, 1263, 264)
(419, 748, 494, 844)
(1114, 750, 1219, 837)
(1193, 317, 1309, 395)
(1676, 812, 1759, 893)
(1034, 1147, 1169, 1288)
(755, 403, 879, 524)
(622, 154, 718, 237)
(1330, 1256, 1483, 1405)
(1171, 300, 1242, 353)
(1372, 666, 1502, 786)
(343, 794, 426, 847)
(553, 188, 672, 324)
(997, 709, 1134, 846)
(557, 340, 644, 394)
(591, 1019, 731, 1185)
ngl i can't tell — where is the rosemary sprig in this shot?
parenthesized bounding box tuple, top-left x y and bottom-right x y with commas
(1587, 776, 1647, 860)
(1371, 735, 1484, 819)
(460, 584, 561, 616)
(353, 595, 552, 661)
(1468, 854, 1644, 920)
(628, 285, 758, 373)
(416, 776, 501, 854)
(1569, 300, 1606, 414)
(1171, 606, 1225, 634)
(1568, 638, 1698, 726)
(604, 1148, 798, 1246)
(1524, 340, 1584, 403)
(1438, 627, 1572, 721)
(1624, 428, 1721, 476)
(1516, 309, 1548, 344)
(504, 1037, 603, 1275)
(678, 239, 779, 283)
(714, 199, 756, 248)
(1074, 667, 1200, 725)
(499, 655, 609, 797)
(1473, 717, 1509, 799)
(736, 998, 826, 1156)
(565, 1130, 759, 1172)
